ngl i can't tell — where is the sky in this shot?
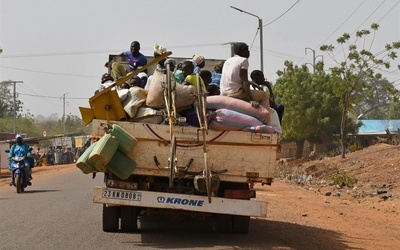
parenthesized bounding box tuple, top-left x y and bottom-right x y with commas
(0, 0, 399, 118)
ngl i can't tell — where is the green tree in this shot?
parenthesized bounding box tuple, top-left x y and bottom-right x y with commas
(353, 78, 397, 119)
(275, 61, 349, 158)
(388, 98, 400, 119)
(57, 114, 91, 134)
(320, 23, 400, 158)
(0, 81, 23, 118)
(0, 117, 42, 136)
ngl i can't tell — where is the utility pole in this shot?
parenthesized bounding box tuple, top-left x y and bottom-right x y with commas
(8, 81, 24, 133)
(230, 6, 264, 72)
(61, 93, 68, 134)
(305, 48, 324, 73)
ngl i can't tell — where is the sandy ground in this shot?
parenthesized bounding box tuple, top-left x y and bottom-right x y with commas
(1, 144, 399, 249)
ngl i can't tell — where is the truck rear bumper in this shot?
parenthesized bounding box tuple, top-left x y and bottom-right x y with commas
(93, 186, 267, 217)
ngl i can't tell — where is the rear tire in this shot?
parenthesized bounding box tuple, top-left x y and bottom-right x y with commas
(120, 206, 138, 232)
(102, 204, 119, 232)
(214, 214, 232, 233)
(232, 215, 250, 234)
(15, 173, 22, 193)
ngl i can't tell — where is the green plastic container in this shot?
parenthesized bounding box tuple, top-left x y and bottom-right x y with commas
(109, 124, 138, 155)
(106, 150, 137, 180)
(76, 142, 97, 174)
(89, 134, 119, 171)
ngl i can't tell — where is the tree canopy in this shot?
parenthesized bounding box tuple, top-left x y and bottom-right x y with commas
(320, 23, 400, 158)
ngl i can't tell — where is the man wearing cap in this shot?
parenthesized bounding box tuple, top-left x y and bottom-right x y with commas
(110, 41, 148, 80)
(192, 54, 205, 73)
(220, 42, 270, 119)
(8, 134, 32, 186)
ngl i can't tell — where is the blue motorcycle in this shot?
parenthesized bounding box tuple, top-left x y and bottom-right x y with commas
(9, 155, 30, 193)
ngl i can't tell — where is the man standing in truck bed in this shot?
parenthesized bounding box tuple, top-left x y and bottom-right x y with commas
(110, 41, 147, 80)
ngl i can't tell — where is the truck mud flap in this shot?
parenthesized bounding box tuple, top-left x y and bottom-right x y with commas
(93, 186, 266, 217)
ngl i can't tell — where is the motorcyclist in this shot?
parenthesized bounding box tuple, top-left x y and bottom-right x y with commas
(8, 134, 32, 186)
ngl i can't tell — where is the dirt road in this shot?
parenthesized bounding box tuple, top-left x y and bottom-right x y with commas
(1, 161, 399, 249)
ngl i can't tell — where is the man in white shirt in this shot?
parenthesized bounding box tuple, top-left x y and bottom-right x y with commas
(220, 42, 270, 112)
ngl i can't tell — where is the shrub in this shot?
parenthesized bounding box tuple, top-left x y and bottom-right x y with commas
(327, 172, 358, 188)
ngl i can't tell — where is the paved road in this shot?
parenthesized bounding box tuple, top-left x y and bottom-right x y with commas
(0, 167, 287, 250)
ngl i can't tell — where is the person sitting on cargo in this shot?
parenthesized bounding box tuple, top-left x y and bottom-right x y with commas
(220, 42, 270, 115)
(192, 54, 205, 73)
(211, 61, 224, 86)
(110, 41, 147, 80)
(128, 75, 144, 89)
(94, 73, 114, 95)
(173, 63, 185, 84)
(182, 60, 206, 92)
(250, 70, 284, 124)
(199, 70, 220, 96)
(137, 72, 148, 88)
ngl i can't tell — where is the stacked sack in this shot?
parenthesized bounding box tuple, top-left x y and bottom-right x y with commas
(76, 124, 138, 180)
(206, 95, 281, 134)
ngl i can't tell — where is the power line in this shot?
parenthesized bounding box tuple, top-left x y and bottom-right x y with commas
(18, 92, 88, 100)
(351, 0, 386, 35)
(296, 0, 367, 65)
(263, 0, 300, 27)
(322, 0, 397, 65)
(317, 0, 366, 49)
(0, 43, 225, 59)
(1, 66, 98, 78)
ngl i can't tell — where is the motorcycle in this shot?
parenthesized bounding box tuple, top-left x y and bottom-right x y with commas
(9, 155, 30, 193)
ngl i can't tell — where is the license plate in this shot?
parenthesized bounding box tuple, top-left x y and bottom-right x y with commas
(102, 189, 142, 201)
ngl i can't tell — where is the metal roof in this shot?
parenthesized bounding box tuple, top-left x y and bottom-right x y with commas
(357, 120, 400, 135)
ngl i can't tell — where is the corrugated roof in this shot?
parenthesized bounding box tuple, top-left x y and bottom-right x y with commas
(357, 120, 400, 135)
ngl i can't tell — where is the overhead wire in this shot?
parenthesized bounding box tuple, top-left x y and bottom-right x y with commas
(296, 0, 367, 65)
(18, 92, 88, 100)
(263, 0, 300, 27)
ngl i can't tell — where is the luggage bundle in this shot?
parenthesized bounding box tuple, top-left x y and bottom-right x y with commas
(76, 124, 137, 179)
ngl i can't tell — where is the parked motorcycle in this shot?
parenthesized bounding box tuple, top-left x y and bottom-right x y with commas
(9, 155, 30, 193)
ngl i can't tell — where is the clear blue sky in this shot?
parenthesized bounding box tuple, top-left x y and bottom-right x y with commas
(1, 0, 399, 118)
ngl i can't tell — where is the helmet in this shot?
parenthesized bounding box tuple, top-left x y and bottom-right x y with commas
(15, 134, 22, 139)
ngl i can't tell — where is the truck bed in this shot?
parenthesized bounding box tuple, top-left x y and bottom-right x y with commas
(91, 119, 279, 185)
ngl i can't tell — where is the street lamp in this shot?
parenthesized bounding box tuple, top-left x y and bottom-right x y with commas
(230, 6, 264, 72)
(305, 48, 324, 73)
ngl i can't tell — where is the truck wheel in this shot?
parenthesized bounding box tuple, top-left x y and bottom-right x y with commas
(214, 214, 232, 233)
(102, 204, 119, 232)
(232, 215, 250, 234)
(120, 206, 138, 232)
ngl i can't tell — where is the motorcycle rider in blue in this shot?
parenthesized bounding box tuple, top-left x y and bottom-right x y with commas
(8, 134, 32, 186)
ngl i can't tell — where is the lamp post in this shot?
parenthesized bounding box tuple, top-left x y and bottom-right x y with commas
(305, 48, 324, 73)
(230, 6, 264, 72)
